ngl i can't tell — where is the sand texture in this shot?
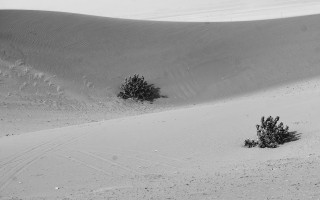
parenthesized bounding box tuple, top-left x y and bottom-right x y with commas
(1, 9, 320, 199)
(2, 0, 320, 21)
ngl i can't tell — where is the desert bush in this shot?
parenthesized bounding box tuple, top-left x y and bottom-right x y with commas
(244, 116, 291, 148)
(244, 139, 259, 148)
(118, 74, 162, 102)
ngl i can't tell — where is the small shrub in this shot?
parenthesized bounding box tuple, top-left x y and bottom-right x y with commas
(244, 139, 259, 148)
(118, 74, 162, 102)
(245, 116, 291, 148)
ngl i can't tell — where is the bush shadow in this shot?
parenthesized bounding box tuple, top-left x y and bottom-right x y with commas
(148, 85, 168, 103)
(282, 131, 301, 144)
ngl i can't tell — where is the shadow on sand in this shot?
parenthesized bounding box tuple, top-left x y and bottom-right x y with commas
(283, 131, 301, 144)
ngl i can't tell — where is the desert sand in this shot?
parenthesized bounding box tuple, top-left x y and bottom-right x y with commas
(2, 0, 320, 22)
(1, 6, 320, 200)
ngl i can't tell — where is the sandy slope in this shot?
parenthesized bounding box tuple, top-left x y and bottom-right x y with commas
(2, 0, 320, 22)
(2, 10, 320, 136)
(1, 10, 320, 104)
(1, 10, 320, 199)
(1, 79, 320, 199)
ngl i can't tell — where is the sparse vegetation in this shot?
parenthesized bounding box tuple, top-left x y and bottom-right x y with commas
(244, 116, 299, 148)
(118, 74, 163, 102)
(244, 139, 259, 148)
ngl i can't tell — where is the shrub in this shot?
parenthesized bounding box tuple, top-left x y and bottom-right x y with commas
(244, 139, 259, 148)
(117, 74, 162, 102)
(244, 116, 290, 148)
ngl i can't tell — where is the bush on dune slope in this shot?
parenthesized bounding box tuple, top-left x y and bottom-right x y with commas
(118, 74, 164, 102)
(245, 116, 299, 148)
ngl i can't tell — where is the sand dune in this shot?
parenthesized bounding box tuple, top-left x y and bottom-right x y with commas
(1, 80, 320, 199)
(1, 9, 320, 199)
(2, 0, 320, 22)
(1, 10, 320, 105)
